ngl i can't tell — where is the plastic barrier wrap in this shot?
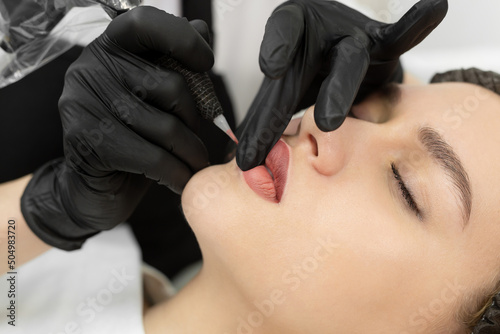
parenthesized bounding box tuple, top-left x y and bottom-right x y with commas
(0, 0, 141, 88)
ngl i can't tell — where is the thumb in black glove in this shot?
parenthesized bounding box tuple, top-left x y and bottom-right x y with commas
(236, 0, 448, 171)
(21, 6, 213, 250)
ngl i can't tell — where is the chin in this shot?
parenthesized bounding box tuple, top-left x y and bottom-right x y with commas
(180, 160, 241, 243)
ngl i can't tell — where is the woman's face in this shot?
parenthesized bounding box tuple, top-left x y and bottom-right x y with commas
(182, 82, 500, 333)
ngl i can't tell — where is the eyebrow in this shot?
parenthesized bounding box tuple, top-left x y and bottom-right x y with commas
(417, 126, 472, 227)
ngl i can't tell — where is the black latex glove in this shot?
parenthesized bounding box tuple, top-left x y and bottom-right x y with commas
(236, 0, 448, 171)
(21, 6, 212, 250)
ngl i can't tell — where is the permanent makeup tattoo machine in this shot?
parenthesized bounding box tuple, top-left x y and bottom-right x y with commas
(99, 0, 239, 144)
(157, 57, 238, 144)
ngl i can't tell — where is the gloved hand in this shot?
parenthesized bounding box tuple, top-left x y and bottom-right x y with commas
(236, 0, 448, 170)
(21, 6, 212, 250)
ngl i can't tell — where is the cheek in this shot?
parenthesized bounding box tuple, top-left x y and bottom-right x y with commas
(279, 172, 441, 326)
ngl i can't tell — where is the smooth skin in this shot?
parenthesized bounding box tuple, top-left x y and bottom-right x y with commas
(3, 82, 500, 333)
(146, 82, 500, 333)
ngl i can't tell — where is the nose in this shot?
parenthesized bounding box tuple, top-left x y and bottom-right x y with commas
(297, 107, 377, 176)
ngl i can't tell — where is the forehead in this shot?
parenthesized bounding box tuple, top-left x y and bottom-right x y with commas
(398, 82, 499, 120)
(396, 82, 500, 150)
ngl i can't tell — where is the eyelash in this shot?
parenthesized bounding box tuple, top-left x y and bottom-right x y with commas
(391, 163, 422, 220)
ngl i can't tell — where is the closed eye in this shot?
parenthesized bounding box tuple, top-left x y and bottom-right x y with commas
(391, 162, 422, 221)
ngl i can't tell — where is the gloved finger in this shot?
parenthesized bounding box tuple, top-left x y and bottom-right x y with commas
(259, 3, 305, 79)
(376, 0, 448, 58)
(236, 78, 296, 171)
(106, 6, 214, 72)
(189, 19, 212, 46)
(113, 96, 209, 172)
(123, 66, 201, 133)
(121, 138, 193, 194)
(314, 37, 370, 132)
(65, 119, 192, 194)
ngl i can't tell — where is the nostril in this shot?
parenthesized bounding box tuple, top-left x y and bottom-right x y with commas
(309, 134, 318, 157)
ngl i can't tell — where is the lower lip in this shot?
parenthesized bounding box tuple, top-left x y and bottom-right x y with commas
(242, 140, 290, 203)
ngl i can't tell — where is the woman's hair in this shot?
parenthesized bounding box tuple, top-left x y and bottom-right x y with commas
(430, 68, 500, 333)
(431, 68, 500, 95)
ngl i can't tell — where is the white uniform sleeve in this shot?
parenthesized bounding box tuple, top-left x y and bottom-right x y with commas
(0, 225, 145, 334)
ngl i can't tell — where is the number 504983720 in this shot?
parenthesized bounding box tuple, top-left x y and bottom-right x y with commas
(7, 219, 15, 271)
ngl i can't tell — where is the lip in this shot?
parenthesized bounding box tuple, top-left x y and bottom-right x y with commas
(242, 139, 290, 203)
